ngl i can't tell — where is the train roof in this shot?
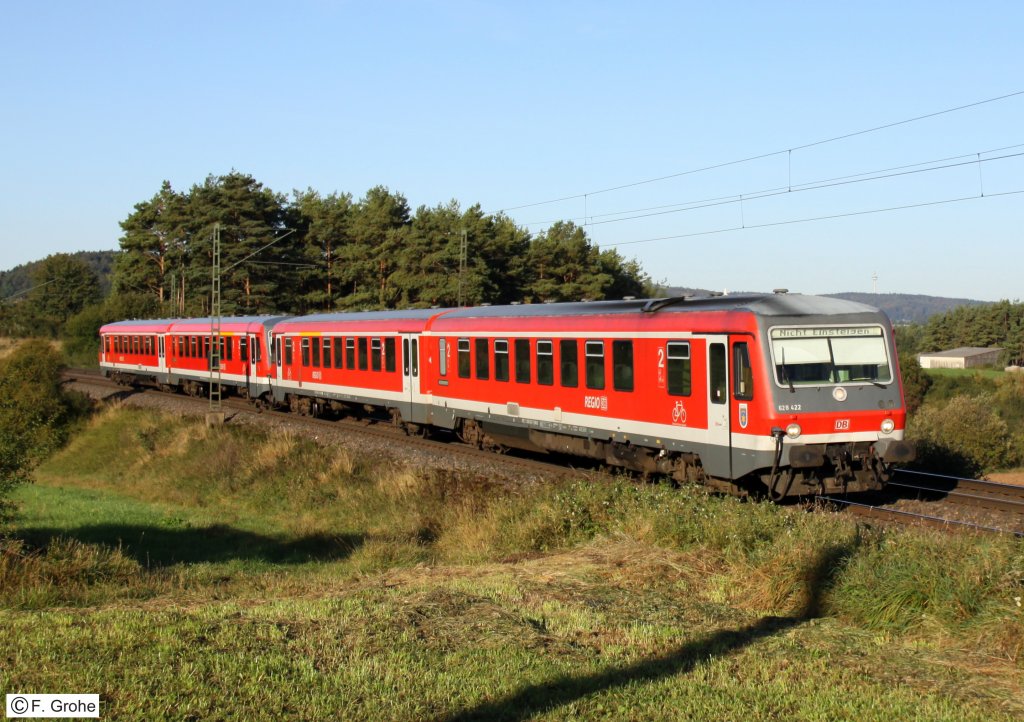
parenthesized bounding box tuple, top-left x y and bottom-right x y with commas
(278, 308, 448, 324)
(437, 293, 882, 319)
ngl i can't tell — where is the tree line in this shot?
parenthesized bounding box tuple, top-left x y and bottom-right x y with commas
(114, 172, 654, 316)
(897, 299, 1024, 365)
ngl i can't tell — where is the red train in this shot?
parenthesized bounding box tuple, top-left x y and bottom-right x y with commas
(99, 292, 914, 497)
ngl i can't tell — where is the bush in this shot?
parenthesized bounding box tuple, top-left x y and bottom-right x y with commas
(0, 340, 88, 523)
(908, 394, 1019, 475)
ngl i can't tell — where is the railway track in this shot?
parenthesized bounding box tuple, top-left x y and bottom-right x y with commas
(818, 469, 1024, 537)
(62, 368, 597, 484)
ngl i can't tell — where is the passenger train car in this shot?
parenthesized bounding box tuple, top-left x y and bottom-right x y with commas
(99, 292, 914, 497)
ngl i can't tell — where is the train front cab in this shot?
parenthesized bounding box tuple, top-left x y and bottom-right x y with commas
(739, 319, 915, 497)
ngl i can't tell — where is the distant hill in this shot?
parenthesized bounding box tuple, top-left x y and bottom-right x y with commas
(0, 250, 117, 300)
(825, 293, 987, 324)
(659, 286, 986, 324)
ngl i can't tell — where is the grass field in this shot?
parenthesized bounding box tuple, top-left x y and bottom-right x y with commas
(2, 406, 1023, 720)
(923, 367, 1007, 380)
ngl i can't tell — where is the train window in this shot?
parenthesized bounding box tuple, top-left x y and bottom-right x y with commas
(285, 338, 293, 366)
(240, 337, 248, 363)
(358, 337, 368, 370)
(733, 342, 753, 400)
(142, 337, 150, 355)
(111, 337, 117, 353)
(457, 338, 471, 378)
(346, 338, 356, 368)
(385, 338, 396, 372)
(203, 337, 211, 363)
(132, 336, 139, 355)
(191, 336, 199, 358)
(667, 342, 691, 396)
(537, 340, 554, 386)
(300, 338, 310, 367)
(103, 336, 110, 354)
(412, 339, 419, 376)
(334, 337, 343, 369)
(710, 343, 727, 405)
(514, 339, 531, 383)
(311, 336, 321, 367)
(372, 338, 382, 371)
(613, 340, 634, 392)
(218, 337, 226, 363)
(253, 337, 261, 363)
(494, 339, 509, 382)
(272, 337, 279, 366)
(226, 337, 234, 361)
(475, 338, 489, 380)
(438, 339, 447, 376)
(585, 341, 605, 390)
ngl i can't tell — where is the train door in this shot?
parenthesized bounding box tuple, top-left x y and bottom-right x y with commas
(157, 336, 166, 372)
(401, 334, 423, 420)
(246, 333, 260, 396)
(704, 335, 732, 478)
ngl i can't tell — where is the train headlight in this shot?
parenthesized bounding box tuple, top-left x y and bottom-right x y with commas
(880, 418, 895, 434)
(785, 423, 802, 439)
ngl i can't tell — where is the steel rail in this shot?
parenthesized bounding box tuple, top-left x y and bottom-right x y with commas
(817, 495, 1024, 537)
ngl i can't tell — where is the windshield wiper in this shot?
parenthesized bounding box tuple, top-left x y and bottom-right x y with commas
(780, 348, 795, 393)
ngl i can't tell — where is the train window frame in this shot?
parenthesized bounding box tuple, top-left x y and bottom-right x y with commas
(311, 336, 321, 367)
(385, 337, 396, 373)
(132, 336, 140, 355)
(709, 343, 727, 405)
(666, 341, 692, 397)
(346, 337, 355, 368)
(457, 338, 471, 378)
(585, 340, 605, 390)
(371, 338, 382, 372)
(226, 336, 233, 361)
(300, 337, 310, 367)
(475, 338, 489, 380)
(514, 338, 531, 384)
(333, 337, 343, 369)
(104, 336, 111, 354)
(612, 340, 634, 392)
(494, 339, 509, 382)
(285, 338, 293, 366)
(733, 342, 753, 401)
(321, 337, 331, 369)
(536, 339, 554, 386)
(358, 337, 368, 370)
(439, 338, 447, 376)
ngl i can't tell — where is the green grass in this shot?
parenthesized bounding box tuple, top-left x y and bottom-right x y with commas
(2, 405, 1023, 720)
(924, 367, 1006, 379)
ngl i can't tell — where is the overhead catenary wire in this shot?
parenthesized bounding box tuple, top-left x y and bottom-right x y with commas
(521, 142, 1024, 228)
(604, 188, 1024, 248)
(496, 89, 1024, 213)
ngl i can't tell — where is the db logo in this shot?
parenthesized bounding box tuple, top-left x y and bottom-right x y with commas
(834, 419, 851, 431)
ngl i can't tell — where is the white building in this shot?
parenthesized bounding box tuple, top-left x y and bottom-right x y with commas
(917, 347, 1003, 369)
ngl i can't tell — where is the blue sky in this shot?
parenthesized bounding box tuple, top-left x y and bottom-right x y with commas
(1, 1, 1021, 301)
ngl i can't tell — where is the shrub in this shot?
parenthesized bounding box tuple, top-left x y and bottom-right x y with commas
(909, 394, 1018, 475)
(0, 340, 88, 523)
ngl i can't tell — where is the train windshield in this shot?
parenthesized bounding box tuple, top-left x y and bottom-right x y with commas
(770, 326, 892, 387)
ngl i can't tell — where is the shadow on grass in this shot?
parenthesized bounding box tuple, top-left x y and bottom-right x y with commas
(17, 524, 365, 566)
(440, 543, 855, 722)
